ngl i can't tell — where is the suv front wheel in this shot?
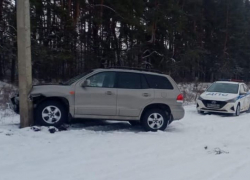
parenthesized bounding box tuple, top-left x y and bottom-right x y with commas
(35, 100, 67, 126)
(142, 109, 169, 131)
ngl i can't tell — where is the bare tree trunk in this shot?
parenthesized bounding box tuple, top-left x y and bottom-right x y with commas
(17, 0, 33, 128)
(223, 0, 229, 58)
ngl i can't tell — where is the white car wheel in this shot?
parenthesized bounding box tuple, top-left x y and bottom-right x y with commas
(235, 104, 240, 116)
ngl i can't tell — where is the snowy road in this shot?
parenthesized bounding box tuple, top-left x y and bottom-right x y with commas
(1, 105, 250, 180)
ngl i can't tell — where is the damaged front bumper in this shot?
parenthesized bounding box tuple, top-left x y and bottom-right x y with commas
(10, 94, 19, 114)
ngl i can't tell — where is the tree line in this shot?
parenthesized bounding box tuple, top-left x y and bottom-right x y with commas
(1, 0, 250, 83)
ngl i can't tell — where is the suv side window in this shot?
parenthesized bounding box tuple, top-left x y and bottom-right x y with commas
(144, 74, 173, 89)
(141, 75, 149, 89)
(117, 72, 143, 89)
(87, 72, 116, 88)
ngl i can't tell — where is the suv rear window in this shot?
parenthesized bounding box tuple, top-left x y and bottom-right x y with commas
(144, 74, 173, 89)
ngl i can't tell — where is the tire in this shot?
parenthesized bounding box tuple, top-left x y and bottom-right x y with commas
(235, 104, 240, 116)
(141, 109, 169, 131)
(35, 100, 68, 126)
(168, 114, 173, 125)
(129, 121, 141, 126)
(247, 104, 250, 113)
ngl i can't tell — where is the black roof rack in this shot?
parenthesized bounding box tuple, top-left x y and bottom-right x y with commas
(106, 66, 163, 74)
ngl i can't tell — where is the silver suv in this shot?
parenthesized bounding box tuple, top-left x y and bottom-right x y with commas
(11, 68, 185, 131)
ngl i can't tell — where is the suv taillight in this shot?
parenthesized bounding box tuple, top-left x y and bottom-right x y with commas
(177, 94, 184, 103)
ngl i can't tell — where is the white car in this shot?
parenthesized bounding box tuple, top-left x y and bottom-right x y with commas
(196, 80, 250, 116)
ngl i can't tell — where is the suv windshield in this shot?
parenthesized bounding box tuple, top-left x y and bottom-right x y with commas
(62, 70, 93, 85)
(206, 83, 239, 94)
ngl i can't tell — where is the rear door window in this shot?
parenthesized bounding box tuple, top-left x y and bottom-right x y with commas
(144, 74, 173, 89)
(141, 75, 149, 89)
(117, 72, 141, 89)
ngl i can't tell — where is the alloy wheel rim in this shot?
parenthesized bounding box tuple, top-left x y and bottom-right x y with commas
(42, 106, 61, 124)
(147, 113, 164, 130)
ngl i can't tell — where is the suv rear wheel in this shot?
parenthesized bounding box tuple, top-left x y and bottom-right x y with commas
(35, 100, 67, 126)
(142, 109, 169, 131)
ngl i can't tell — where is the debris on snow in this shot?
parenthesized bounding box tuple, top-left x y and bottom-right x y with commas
(31, 126, 41, 132)
(57, 124, 69, 131)
(48, 126, 58, 134)
(213, 148, 229, 155)
(205, 146, 229, 155)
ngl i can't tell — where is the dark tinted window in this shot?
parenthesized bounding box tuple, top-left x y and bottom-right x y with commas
(141, 75, 149, 89)
(117, 72, 141, 89)
(145, 74, 173, 89)
(207, 83, 239, 94)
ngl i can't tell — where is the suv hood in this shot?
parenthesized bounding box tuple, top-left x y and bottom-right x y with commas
(200, 92, 238, 101)
(30, 84, 73, 97)
(33, 83, 66, 86)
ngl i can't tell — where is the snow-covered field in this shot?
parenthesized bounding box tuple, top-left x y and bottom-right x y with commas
(1, 106, 250, 180)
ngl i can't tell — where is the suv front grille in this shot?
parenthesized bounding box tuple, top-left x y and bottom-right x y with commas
(201, 100, 227, 109)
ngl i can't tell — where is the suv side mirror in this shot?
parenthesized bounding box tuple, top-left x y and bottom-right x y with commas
(82, 80, 90, 87)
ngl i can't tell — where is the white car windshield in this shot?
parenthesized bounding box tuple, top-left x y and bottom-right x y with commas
(207, 83, 239, 94)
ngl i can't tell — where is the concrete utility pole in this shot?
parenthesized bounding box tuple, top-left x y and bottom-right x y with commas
(17, 0, 33, 128)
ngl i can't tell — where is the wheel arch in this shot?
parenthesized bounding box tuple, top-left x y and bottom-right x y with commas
(140, 103, 171, 121)
(33, 95, 69, 112)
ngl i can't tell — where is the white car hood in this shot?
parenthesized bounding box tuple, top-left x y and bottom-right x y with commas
(200, 92, 238, 101)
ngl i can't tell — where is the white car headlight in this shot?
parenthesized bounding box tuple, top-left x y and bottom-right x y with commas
(198, 96, 204, 101)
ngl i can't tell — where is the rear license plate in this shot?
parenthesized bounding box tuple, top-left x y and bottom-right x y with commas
(207, 104, 220, 109)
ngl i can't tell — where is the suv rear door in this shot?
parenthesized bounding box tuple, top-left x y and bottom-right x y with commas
(75, 71, 117, 116)
(144, 74, 177, 105)
(116, 72, 154, 117)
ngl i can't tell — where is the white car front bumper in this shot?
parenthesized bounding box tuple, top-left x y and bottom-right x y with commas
(196, 99, 236, 114)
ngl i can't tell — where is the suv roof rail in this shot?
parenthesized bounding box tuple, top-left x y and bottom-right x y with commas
(106, 66, 163, 74)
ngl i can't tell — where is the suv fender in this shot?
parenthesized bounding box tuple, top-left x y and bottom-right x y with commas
(140, 103, 171, 121)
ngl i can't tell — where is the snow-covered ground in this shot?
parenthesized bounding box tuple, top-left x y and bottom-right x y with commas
(1, 106, 250, 180)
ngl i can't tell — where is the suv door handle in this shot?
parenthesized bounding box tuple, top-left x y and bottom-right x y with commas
(106, 91, 112, 95)
(143, 93, 150, 97)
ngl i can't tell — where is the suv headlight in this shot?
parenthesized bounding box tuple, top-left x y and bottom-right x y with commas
(227, 97, 238, 103)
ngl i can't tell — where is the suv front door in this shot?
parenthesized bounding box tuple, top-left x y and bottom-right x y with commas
(75, 71, 117, 116)
(116, 72, 154, 117)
